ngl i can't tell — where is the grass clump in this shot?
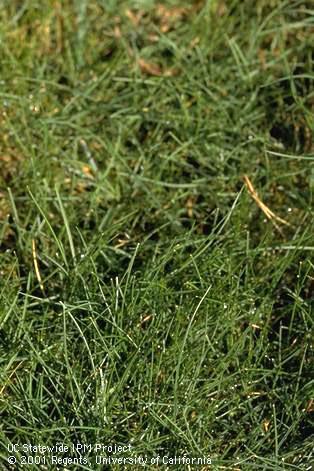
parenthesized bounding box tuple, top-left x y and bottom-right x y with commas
(0, 1, 313, 469)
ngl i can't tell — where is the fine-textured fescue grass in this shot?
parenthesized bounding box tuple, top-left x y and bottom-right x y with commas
(0, 0, 313, 469)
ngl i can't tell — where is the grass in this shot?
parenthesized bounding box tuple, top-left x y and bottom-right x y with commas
(0, 0, 313, 469)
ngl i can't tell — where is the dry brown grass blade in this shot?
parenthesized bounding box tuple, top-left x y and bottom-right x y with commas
(32, 239, 45, 293)
(156, 4, 188, 19)
(138, 59, 163, 76)
(137, 58, 178, 77)
(186, 196, 195, 218)
(243, 175, 291, 234)
(156, 4, 189, 32)
(0, 361, 24, 396)
(137, 314, 153, 328)
(125, 9, 143, 26)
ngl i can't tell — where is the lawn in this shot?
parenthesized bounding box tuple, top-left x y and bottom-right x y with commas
(0, 0, 313, 469)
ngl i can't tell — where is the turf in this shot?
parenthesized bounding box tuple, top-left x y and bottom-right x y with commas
(0, 1, 313, 469)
